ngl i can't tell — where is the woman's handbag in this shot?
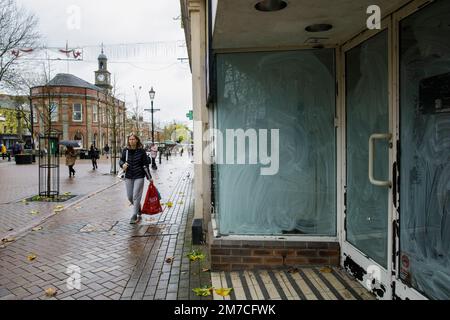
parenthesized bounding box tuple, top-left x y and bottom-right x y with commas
(117, 150, 128, 179)
(141, 181, 163, 215)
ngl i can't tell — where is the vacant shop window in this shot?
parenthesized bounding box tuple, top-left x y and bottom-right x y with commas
(399, 0, 450, 300)
(215, 49, 336, 236)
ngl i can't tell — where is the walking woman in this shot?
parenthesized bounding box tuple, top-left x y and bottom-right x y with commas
(119, 133, 152, 224)
(89, 144, 99, 170)
(65, 146, 77, 178)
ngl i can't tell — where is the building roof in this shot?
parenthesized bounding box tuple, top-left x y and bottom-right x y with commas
(46, 73, 103, 91)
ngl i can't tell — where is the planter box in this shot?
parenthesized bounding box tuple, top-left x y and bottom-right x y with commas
(15, 154, 33, 165)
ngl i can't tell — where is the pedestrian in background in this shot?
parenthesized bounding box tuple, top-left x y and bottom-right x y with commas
(89, 144, 99, 170)
(150, 143, 158, 170)
(119, 133, 152, 224)
(1, 143, 7, 160)
(104, 143, 110, 159)
(65, 146, 77, 178)
(12, 142, 22, 156)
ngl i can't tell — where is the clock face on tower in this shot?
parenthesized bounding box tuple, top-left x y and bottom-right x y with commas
(97, 74, 105, 82)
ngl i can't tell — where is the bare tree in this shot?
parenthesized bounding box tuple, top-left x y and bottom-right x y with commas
(108, 74, 123, 174)
(11, 70, 46, 144)
(0, 0, 40, 88)
(130, 85, 143, 137)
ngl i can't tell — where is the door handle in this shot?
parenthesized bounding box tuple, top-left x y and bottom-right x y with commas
(369, 133, 392, 187)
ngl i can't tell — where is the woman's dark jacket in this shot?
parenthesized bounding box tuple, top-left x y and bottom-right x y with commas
(89, 147, 99, 159)
(119, 148, 151, 179)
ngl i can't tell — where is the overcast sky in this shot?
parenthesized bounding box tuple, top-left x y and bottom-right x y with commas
(16, 0, 192, 128)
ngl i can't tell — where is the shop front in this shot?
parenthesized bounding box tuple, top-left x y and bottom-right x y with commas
(182, 0, 450, 299)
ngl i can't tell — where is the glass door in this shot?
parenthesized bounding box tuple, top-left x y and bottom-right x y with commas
(341, 24, 393, 299)
(394, 0, 450, 300)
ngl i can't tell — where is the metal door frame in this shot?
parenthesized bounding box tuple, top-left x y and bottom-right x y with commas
(391, 0, 435, 300)
(338, 16, 394, 300)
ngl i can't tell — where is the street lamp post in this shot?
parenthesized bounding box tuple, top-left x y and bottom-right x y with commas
(148, 87, 155, 144)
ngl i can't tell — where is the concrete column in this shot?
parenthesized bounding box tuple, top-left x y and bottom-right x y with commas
(189, 0, 211, 240)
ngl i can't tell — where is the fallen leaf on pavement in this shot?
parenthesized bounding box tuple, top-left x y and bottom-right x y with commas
(192, 286, 213, 297)
(1, 237, 15, 243)
(30, 210, 39, 215)
(288, 267, 299, 274)
(166, 202, 173, 208)
(80, 224, 97, 233)
(32, 227, 43, 232)
(53, 205, 64, 212)
(27, 254, 37, 261)
(202, 268, 210, 272)
(215, 288, 233, 297)
(45, 288, 57, 297)
(187, 250, 205, 262)
(320, 267, 333, 273)
(165, 257, 174, 264)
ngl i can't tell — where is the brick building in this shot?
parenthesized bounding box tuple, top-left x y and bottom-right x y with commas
(30, 51, 126, 150)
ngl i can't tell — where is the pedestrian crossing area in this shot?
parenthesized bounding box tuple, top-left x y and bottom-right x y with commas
(211, 267, 375, 300)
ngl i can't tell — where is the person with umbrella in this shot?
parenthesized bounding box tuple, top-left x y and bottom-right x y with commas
(65, 146, 77, 178)
(60, 141, 79, 178)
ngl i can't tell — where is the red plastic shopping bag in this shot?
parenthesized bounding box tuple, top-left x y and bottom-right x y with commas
(141, 182, 163, 215)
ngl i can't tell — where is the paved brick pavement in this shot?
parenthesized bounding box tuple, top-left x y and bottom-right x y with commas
(0, 154, 373, 301)
(0, 155, 210, 300)
(1, 158, 128, 240)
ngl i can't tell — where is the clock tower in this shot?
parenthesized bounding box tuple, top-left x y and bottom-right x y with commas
(94, 46, 112, 91)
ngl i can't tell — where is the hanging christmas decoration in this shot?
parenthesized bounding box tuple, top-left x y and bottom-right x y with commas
(10, 48, 34, 58)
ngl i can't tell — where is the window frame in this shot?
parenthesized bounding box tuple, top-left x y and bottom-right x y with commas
(32, 104, 38, 123)
(93, 105, 98, 123)
(73, 103, 83, 122)
(50, 103, 58, 122)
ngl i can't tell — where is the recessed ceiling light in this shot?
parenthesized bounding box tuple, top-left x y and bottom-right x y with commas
(255, 0, 287, 12)
(305, 24, 333, 32)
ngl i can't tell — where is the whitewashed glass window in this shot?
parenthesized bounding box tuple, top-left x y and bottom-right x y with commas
(73, 104, 82, 122)
(399, 0, 450, 300)
(215, 49, 336, 236)
(93, 105, 98, 123)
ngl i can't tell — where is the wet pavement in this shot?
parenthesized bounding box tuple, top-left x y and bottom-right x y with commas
(0, 154, 373, 300)
(0, 155, 211, 300)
